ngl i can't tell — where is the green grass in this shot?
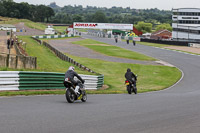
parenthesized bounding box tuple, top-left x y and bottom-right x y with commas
(14, 36, 93, 75)
(0, 90, 65, 96)
(136, 41, 171, 48)
(136, 41, 200, 55)
(0, 16, 46, 31)
(121, 39, 171, 48)
(76, 28, 88, 32)
(24, 22, 46, 31)
(0, 36, 182, 96)
(54, 26, 68, 33)
(0, 54, 182, 96)
(66, 53, 182, 93)
(40, 36, 80, 42)
(72, 39, 156, 61)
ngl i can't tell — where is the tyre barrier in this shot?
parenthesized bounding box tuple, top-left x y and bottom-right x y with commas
(32, 34, 74, 39)
(0, 71, 104, 91)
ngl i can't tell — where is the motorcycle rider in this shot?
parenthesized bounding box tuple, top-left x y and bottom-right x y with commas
(125, 68, 137, 86)
(64, 66, 85, 94)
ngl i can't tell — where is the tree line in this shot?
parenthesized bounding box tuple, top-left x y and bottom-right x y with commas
(48, 3, 172, 32)
(49, 3, 172, 26)
(0, 0, 54, 22)
(0, 1, 172, 33)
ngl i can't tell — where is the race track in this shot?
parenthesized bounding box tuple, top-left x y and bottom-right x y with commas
(0, 34, 200, 133)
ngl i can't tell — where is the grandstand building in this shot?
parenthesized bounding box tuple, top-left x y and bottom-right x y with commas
(172, 8, 200, 41)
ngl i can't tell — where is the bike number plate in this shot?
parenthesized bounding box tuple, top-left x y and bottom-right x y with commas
(125, 83, 129, 85)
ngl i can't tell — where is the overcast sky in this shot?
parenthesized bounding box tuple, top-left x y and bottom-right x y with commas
(14, 0, 199, 10)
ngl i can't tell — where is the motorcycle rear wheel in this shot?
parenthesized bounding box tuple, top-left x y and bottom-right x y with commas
(66, 88, 75, 103)
(127, 85, 132, 94)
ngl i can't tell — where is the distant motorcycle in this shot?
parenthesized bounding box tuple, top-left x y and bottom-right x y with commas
(125, 76, 137, 94)
(125, 80, 137, 94)
(64, 79, 87, 103)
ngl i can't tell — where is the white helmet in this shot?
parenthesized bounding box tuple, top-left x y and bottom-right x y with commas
(68, 66, 75, 71)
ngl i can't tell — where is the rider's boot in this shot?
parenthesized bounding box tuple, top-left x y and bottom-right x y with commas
(75, 86, 80, 95)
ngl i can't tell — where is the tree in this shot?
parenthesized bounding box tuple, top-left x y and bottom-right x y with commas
(35, 5, 47, 22)
(92, 11, 108, 23)
(135, 21, 152, 33)
(73, 14, 83, 22)
(45, 7, 55, 22)
(0, 2, 6, 16)
(17, 2, 30, 19)
(155, 23, 172, 31)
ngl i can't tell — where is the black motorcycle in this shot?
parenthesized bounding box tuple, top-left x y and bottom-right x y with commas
(125, 79, 137, 94)
(64, 79, 87, 103)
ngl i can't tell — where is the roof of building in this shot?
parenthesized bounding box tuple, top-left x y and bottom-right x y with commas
(0, 24, 16, 28)
(151, 29, 171, 36)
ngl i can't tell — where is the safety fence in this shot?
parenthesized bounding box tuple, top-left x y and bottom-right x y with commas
(32, 34, 74, 39)
(140, 38, 189, 46)
(0, 53, 37, 69)
(0, 71, 104, 91)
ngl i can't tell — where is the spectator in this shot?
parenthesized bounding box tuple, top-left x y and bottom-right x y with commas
(133, 40, 136, 46)
(115, 36, 118, 43)
(11, 39, 14, 48)
(126, 39, 129, 44)
(7, 38, 10, 49)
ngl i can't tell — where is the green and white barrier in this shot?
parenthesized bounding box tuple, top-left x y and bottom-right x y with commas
(0, 71, 104, 91)
(32, 34, 74, 39)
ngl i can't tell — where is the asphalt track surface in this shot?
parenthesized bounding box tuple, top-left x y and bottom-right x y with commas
(1, 34, 200, 133)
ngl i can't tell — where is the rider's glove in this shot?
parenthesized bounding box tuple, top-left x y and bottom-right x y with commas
(82, 80, 85, 84)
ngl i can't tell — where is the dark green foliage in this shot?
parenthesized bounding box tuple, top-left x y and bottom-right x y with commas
(50, 5, 172, 25)
(0, 0, 172, 26)
(0, 0, 54, 22)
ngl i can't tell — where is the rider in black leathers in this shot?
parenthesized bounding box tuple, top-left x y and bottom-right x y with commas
(64, 66, 84, 94)
(125, 68, 137, 86)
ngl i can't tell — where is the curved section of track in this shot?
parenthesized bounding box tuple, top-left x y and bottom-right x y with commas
(0, 34, 200, 133)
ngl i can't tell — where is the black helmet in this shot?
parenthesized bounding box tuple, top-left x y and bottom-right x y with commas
(127, 68, 131, 72)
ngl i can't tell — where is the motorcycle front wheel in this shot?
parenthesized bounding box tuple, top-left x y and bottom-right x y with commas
(66, 88, 76, 103)
(133, 86, 137, 94)
(81, 91, 87, 102)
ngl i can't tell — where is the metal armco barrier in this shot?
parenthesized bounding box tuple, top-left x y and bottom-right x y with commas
(0, 71, 104, 91)
(32, 37, 96, 73)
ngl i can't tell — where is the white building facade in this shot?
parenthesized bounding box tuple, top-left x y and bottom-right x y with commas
(172, 8, 200, 41)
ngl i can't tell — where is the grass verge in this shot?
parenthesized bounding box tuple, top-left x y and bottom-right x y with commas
(136, 41, 200, 55)
(0, 37, 182, 96)
(0, 16, 46, 31)
(65, 53, 182, 93)
(72, 39, 156, 61)
(54, 26, 68, 33)
(1, 36, 92, 75)
(136, 41, 171, 47)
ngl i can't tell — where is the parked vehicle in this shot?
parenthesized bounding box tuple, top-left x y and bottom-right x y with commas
(45, 26, 55, 35)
